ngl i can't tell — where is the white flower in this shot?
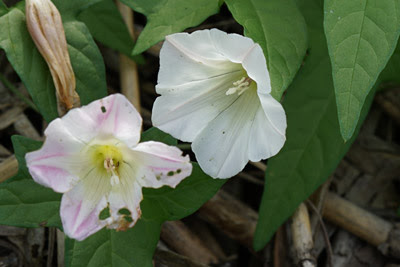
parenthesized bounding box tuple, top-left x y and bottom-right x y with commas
(152, 29, 286, 178)
(26, 94, 192, 241)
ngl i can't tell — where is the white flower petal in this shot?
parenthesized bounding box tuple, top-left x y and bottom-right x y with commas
(106, 177, 143, 230)
(248, 102, 286, 162)
(25, 128, 86, 193)
(242, 44, 272, 94)
(60, 168, 110, 241)
(50, 94, 141, 148)
(130, 141, 192, 188)
(258, 93, 287, 137)
(158, 31, 240, 89)
(208, 29, 256, 63)
(152, 72, 242, 142)
(192, 90, 260, 178)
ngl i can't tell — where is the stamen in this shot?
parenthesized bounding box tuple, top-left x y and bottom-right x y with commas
(104, 158, 120, 186)
(226, 76, 253, 96)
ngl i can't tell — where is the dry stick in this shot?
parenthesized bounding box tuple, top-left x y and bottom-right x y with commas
(198, 190, 258, 249)
(154, 248, 208, 267)
(56, 229, 65, 267)
(14, 113, 41, 140)
(291, 203, 316, 267)
(0, 73, 38, 112)
(273, 226, 285, 267)
(322, 192, 400, 258)
(323, 192, 392, 246)
(375, 93, 400, 126)
(306, 200, 333, 267)
(117, 1, 141, 111)
(0, 106, 24, 130)
(250, 161, 267, 172)
(160, 220, 219, 265)
(0, 155, 18, 183)
(188, 219, 227, 260)
(46, 228, 56, 267)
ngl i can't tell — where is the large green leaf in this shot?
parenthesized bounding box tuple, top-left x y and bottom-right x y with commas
(65, 220, 161, 267)
(0, 1, 8, 17)
(0, 136, 61, 228)
(142, 164, 225, 221)
(253, 0, 375, 250)
(121, 0, 221, 55)
(77, 0, 144, 63)
(225, 0, 308, 100)
(379, 39, 400, 85)
(52, 0, 103, 20)
(0, 8, 58, 122)
(141, 127, 177, 146)
(324, 0, 400, 141)
(64, 21, 107, 105)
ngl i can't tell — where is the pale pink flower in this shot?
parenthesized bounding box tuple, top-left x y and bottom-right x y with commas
(152, 29, 287, 178)
(26, 94, 192, 240)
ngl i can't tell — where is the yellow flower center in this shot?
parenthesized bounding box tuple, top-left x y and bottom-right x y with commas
(91, 145, 123, 186)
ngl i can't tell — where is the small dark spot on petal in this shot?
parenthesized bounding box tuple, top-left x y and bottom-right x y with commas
(222, 131, 225, 134)
(176, 169, 182, 174)
(167, 171, 174, 176)
(99, 206, 111, 220)
(118, 208, 131, 215)
(101, 106, 106, 113)
(124, 216, 133, 223)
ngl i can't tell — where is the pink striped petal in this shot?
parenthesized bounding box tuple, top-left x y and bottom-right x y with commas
(60, 168, 110, 241)
(130, 141, 192, 189)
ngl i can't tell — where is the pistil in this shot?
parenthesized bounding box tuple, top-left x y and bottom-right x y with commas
(226, 76, 253, 96)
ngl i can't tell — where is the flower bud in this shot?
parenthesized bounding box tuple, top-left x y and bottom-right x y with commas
(26, 0, 80, 114)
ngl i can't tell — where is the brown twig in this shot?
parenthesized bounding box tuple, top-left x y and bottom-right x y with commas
(306, 200, 333, 267)
(160, 220, 218, 264)
(198, 190, 258, 249)
(154, 247, 208, 267)
(117, 1, 141, 111)
(0, 155, 18, 183)
(291, 203, 316, 267)
(375, 93, 400, 126)
(323, 192, 393, 247)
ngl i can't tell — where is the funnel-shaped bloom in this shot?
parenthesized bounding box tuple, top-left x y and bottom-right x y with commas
(152, 29, 287, 178)
(26, 94, 192, 240)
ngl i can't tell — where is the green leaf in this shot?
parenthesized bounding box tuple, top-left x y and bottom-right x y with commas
(65, 219, 161, 267)
(141, 163, 225, 221)
(0, 1, 8, 17)
(141, 127, 177, 146)
(324, 0, 400, 141)
(253, 0, 375, 250)
(0, 8, 58, 122)
(0, 136, 61, 228)
(78, 0, 144, 63)
(52, 0, 103, 20)
(121, 0, 221, 55)
(225, 0, 308, 100)
(379, 39, 400, 86)
(64, 21, 107, 105)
